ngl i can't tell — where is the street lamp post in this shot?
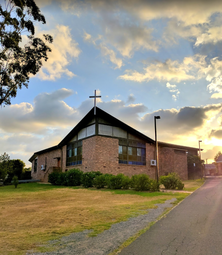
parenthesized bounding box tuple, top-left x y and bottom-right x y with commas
(199, 140, 202, 159)
(199, 139, 203, 177)
(154, 116, 161, 182)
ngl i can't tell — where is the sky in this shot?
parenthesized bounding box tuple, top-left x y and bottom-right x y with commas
(1, 0, 222, 166)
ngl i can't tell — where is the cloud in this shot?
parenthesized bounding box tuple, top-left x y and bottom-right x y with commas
(126, 94, 136, 104)
(37, 25, 81, 80)
(97, 14, 158, 58)
(59, 0, 222, 26)
(166, 82, 180, 101)
(209, 129, 222, 139)
(163, 19, 203, 44)
(84, 32, 123, 69)
(118, 56, 202, 83)
(139, 104, 222, 141)
(211, 93, 222, 99)
(202, 146, 222, 163)
(1, 87, 222, 165)
(195, 26, 222, 46)
(0, 89, 78, 133)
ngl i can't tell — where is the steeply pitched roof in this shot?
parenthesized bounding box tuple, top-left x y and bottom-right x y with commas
(58, 107, 154, 146)
(29, 107, 202, 162)
(29, 107, 154, 162)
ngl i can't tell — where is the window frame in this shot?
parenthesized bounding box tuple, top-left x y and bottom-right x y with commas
(119, 139, 146, 166)
(66, 140, 82, 166)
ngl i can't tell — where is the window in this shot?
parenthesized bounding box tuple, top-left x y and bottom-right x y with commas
(119, 144, 146, 165)
(78, 124, 95, 139)
(66, 141, 82, 166)
(34, 158, 38, 172)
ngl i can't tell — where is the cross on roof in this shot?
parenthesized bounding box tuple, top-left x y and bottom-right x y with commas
(89, 90, 101, 115)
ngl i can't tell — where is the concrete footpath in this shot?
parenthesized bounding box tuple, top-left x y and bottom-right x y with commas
(119, 178, 222, 255)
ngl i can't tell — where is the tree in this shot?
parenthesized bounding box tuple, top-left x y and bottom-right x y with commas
(0, 152, 11, 180)
(0, 153, 26, 182)
(0, 0, 53, 106)
(7, 159, 25, 180)
(187, 154, 204, 179)
(214, 151, 222, 162)
(0, 152, 10, 161)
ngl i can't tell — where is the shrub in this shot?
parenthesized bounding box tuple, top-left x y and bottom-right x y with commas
(122, 175, 131, 189)
(48, 172, 60, 185)
(149, 179, 160, 192)
(108, 173, 125, 189)
(12, 176, 19, 188)
(160, 172, 184, 190)
(132, 174, 151, 191)
(55, 172, 67, 186)
(66, 169, 83, 186)
(103, 174, 114, 188)
(130, 175, 139, 189)
(177, 180, 184, 190)
(82, 172, 97, 188)
(93, 175, 107, 189)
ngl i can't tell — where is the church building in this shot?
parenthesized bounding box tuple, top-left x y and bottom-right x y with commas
(29, 107, 200, 182)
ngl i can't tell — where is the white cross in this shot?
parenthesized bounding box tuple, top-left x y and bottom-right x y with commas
(89, 90, 101, 115)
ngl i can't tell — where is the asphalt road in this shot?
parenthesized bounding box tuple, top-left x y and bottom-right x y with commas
(119, 178, 222, 255)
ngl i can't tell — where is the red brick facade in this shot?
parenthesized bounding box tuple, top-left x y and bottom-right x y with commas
(31, 135, 188, 181)
(31, 148, 61, 182)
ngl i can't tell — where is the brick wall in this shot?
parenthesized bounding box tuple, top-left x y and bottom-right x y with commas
(31, 136, 189, 182)
(76, 136, 156, 179)
(31, 148, 61, 181)
(159, 146, 188, 180)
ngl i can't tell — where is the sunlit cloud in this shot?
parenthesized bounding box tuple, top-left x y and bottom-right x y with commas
(37, 25, 81, 80)
(166, 82, 180, 101)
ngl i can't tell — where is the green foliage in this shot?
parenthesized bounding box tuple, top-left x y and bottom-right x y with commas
(5, 159, 25, 183)
(55, 172, 67, 186)
(130, 175, 138, 189)
(160, 172, 184, 190)
(176, 180, 184, 190)
(20, 170, 32, 180)
(12, 176, 19, 188)
(81, 171, 102, 188)
(48, 172, 60, 185)
(0, 152, 10, 162)
(131, 174, 151, 191)
(107, 173, 125, 189)
(122, 175, 131, 190)
(149, 179, 160, 192)
(0, 153, 11, 181)
(187, 154, 203, 165)
(93, 175, 107, 189)
(0, 0, 53, 106)
(65, 169, 83, 186)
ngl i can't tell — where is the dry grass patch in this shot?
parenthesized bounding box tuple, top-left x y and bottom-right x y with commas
(183, 179, 205, 191)
(0, 183, 187, 255)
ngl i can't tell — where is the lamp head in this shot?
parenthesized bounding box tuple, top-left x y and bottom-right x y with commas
(154, 116, 161, 119)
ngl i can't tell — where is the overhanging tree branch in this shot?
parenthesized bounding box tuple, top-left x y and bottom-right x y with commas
(0, 0, 53, 106)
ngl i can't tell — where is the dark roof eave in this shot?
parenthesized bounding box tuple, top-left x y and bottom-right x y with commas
(58, 107, 155, 146)
(158, 141, 203, 151)
(29, 145, 59, 162)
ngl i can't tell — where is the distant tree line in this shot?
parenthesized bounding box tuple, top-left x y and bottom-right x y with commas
(0, 152, 31, 183)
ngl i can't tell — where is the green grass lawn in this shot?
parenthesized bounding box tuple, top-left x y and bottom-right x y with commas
(0, 180, 204, 255)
